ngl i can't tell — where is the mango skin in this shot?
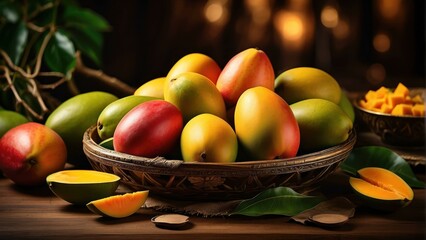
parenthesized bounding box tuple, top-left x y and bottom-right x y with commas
(113, 100, 183, 158)
(134, 77, 166, 99)
(164, 72, 227, 123)
(274, 67, 341, 105)
(235, 87, 300, 160)
(290, 98, 353, 153)
(0, 110, 29, 137)
(181, 113, 238, 163)
(166, 53, 221, 84)
(216, 48, 275, 108)
(338, 91, 355, 123)
(97, 95, 157, 140)
(45, 91, 118, 166)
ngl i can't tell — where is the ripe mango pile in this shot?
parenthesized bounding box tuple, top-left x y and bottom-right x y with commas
(96, 48, 355, 163)
(359, 83, 425, 116)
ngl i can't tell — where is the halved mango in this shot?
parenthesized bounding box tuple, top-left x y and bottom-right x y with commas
(46, 170, 120, 205)
(86, 191, 149, 218)
(349, 167, 413, 211)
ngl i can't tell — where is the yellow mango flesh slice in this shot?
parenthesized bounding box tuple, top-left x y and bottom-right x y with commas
(47, 170, 120, 183)
(87, 191, 149, 218)
(353, 167, 413, 201)
(412, 104, 425, 116)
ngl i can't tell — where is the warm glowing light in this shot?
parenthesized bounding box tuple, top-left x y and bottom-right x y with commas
(332, 20, 350, 39)
(373, 33, 391, 53)
(366, 63, 386, 85)
(321, 6, 339, 28)
(377, 0, 402, 20)
(244, 0, 271, 25)
(205, 1, 224, 23)
(274, 11, 304, 42)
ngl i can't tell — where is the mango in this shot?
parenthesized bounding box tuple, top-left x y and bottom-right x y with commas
(45, 91, 118, 166)
(359, 82, 424, 116)
(274, 67, 341, 105)
(290, 98, 353, 153)
(97, 95, 157, 140)
(181, 113, 237, 163)
(166, 53, 221, 84)
(87, 190, 149, 218)
(216, 48, 275, 107)
(349, 167, 413, 212)
(113, 100, 183, 158)
(0, 110, 29, 137)
(46, 170, 120, 205)
(234, 87, 300, 160)
(338, 91, 355, 123)
(164, 72, 227, 123)
(134, 77, 166, 99)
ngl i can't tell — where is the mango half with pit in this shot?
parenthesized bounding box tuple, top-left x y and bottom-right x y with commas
(46, 170, 120, 205)
(349, 167, 414, 212)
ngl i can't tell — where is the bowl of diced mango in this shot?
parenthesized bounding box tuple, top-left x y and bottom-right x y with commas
(354, 83, 425, 146)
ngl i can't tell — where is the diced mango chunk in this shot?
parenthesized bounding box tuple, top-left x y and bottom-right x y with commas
(359, 82, 424, 116)
(412, 104, 424, 116)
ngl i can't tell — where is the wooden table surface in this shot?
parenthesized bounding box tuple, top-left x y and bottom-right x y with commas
(0, 165, 424, 240)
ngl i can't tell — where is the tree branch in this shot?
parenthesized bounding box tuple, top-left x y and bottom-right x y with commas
(74, 52, 136, 95)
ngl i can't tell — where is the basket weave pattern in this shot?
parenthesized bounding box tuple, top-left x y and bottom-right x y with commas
(83, 126, 356, 201)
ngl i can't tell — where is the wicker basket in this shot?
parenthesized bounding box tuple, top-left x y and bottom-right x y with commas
(83, 125, 356, 201)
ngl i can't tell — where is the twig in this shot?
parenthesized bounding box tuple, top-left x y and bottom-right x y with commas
(74, 52, 136, 95)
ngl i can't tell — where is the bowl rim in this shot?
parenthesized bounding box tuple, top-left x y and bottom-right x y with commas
(353, 89, 425, 119)
(82, 125, 357, 172)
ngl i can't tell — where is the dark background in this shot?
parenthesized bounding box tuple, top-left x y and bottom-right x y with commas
(78, 0, 425, 95)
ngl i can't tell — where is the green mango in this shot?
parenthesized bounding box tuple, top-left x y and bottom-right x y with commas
(45, 91, 118, 166)
(290, 98, 353, 153)
(97, 95, 157, 140)
(338, 91, 355, 123)
(0, 110, 29, 137)
(275, 67, 341, 105)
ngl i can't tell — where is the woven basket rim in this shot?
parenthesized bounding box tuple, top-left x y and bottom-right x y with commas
(83, 125, 357, 172)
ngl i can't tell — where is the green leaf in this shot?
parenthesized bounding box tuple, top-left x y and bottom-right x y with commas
(0, 21, 28, 65)
(60, 26, 103, 66)
(0, 1, 21, 23)
(340, 146, 425, 188)
(62, 5, 110, 31)
(44, 30, 76, 74)
(230, 187, 324, 217)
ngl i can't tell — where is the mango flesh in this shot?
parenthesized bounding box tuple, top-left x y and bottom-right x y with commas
(181, 113, 238, 163)
(216, 48, 275, 108)
(290, 98, 353, 153)
(97, 95, 157, 140)
(166, 53, 221, 84)
(274, 67, 341, 105)
(45, 91, 118, 166)
(46, 170, 120, 205)
(134, 77, 166, 99)
(349, 167, 414, 211)
(0, 110, 29, 137)
(234, 87, 300, 160)
(164, 72, 227, 123)
(86, 190, 149, 218)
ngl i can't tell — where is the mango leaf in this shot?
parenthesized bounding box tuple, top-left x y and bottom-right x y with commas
(0, 21, 28, 65)
(340, 146, 425, 188)
(62, 5, 110, 31)
(60, 26, 103, 66)
(44, 30, 76, 74)
(230, 187, 324, 217)
(0, 0, 21, 23)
